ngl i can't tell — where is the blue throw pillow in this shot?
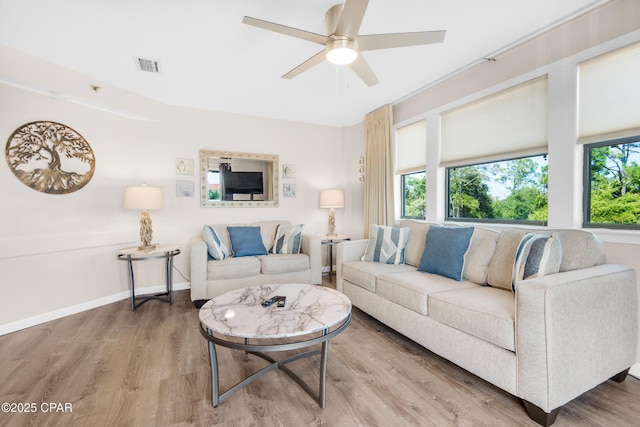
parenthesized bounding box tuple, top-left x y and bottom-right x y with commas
(202, 225, 229, 260)
(227, 226, 268, 257)
(418, 225, 474, 281)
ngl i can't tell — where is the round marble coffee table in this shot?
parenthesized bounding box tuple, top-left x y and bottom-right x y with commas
(199, 283, 351, 408)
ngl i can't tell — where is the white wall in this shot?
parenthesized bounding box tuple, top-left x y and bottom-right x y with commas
(0, 46, 347, 333)
(340, 122, 366, 240)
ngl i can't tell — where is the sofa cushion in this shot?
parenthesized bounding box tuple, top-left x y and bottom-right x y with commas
(554, 229, 604, 272)
(487, 228, 529, 290)
(377, 271, 477, 315)
(363, 224, 410, 264)
(271, 223, 304, 254)
(513, 233, 562, 291)
(258, 253, 309, 274)
(227, 226, 269, 257)
(428, 287, 516, 351)
(398, 220, 430, 267)
(463, 227, 499, 284)
(418, 225, 474, 281)
(251, 220, 289, 251)
(342, 261, 415, 293)
(203, 225, 229, 260)
(207, 256, 261, 280)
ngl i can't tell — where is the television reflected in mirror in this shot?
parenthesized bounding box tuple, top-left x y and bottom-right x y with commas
(200, 149, 279, 207)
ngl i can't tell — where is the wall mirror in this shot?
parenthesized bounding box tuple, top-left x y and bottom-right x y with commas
(200, 149, 279, 208)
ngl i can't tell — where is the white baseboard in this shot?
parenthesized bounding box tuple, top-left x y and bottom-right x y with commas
(0, 281, 190, 336)
(630, 363, 640, 380)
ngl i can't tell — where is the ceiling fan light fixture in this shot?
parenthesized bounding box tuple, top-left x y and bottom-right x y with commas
(326, 37, 358, 65)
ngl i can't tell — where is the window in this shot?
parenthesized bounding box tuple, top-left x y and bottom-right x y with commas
(446, 155, 548, 224)
(579, 41, 640, 227)
(396, 120, 426, 219)
(584, 138, 640, 228)
(402, 171, 426, 219)
(440, 77, 549, 224)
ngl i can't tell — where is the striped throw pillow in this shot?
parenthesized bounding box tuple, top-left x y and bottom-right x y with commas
(203, 225, 229, 260)
(271, 224, 304, 254)
(363, 224, 410, 265)
(512, 232, 562, 291)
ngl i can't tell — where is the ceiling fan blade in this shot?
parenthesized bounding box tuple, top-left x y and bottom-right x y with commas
(242, 16, 329, 45)
(358, 30, 446, 51)
(282, 50, 327, 80)
(349, 55, 379, 87)
(335, 0, 369, 39)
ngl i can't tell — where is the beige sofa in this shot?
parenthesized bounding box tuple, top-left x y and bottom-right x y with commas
(190, 220, 322, 303)
(336, 220, 638, 426)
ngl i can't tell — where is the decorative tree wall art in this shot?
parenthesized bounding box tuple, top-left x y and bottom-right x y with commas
(5, 121, 96, 194)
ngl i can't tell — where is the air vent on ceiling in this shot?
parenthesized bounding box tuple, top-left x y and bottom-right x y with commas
(137, 58, 160, 73)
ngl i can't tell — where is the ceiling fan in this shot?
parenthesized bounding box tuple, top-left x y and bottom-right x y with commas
(242, 0, 446, 86)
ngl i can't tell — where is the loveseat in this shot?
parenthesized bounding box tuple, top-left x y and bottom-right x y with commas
(190, 220, 322, 303)
(336, 220, 638, 426)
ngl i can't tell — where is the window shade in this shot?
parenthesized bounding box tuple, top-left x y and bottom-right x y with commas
(440, 76, 548, 167)
(578, 41, 640, 144)
(395, 119, 426, 174)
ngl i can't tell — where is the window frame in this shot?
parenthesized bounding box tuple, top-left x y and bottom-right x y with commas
(583, 135, 640, 230)
(400, 170, 426, 220)
(444, 154, 548, 226)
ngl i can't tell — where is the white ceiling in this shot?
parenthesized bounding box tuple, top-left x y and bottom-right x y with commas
(0, 0, 608, 127)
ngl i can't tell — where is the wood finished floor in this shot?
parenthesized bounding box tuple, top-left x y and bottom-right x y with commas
(1, 280, 639, 427)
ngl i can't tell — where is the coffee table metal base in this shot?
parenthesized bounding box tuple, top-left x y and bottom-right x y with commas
(200, 312, 351, 408)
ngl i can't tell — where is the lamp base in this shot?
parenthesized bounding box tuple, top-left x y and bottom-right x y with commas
(137, 243, 158, 252)
(138, 210, 155, 251)
(328, 207, 336, 235)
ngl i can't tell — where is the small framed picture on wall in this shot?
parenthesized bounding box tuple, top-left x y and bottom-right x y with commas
(176, 158, 194, 175)
(283, 183, 296, 198)
(176, 180, 194, 197)
(283, 164, 296, 180)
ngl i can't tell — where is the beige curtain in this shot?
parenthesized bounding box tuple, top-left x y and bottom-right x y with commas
(364, 104, 395, 237)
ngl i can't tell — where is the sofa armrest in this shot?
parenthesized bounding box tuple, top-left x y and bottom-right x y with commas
(336, 239, 368, 293)
(301, 234, 322, 285)
(516, 263, 638, 413)
(190, 236, 208, 301)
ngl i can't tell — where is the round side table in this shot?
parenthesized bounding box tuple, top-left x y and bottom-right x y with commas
(117, 244, 181, 311)
(320, 234, 351, 282)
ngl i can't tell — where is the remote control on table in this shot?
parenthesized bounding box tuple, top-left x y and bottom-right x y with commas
(276, 296, 286, 308)
(262, 296, 280, 307)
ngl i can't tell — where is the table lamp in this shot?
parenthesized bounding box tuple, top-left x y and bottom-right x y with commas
(319, 189, 344, 236)
(124, 184, 163, 250)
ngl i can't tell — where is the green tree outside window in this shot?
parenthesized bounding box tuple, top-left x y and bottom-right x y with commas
(588, 141, 640, 225)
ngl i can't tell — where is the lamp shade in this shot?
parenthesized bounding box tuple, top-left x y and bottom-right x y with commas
(124, 186, 163, 210)
(319, 189, 344, 208)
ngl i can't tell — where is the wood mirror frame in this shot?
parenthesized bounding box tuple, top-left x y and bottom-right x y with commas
(199, 149, 279, 208)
